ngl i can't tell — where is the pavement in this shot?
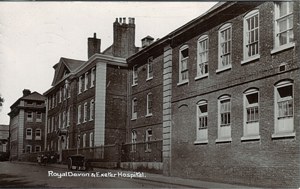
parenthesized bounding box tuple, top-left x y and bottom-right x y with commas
(12, 161, 263, 188)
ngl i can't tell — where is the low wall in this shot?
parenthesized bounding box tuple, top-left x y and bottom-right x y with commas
(120, 162, 163, 173)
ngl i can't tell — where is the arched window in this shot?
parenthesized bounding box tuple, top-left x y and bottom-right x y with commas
(218, 23, 232, 72)
(178, 45, 189, 84)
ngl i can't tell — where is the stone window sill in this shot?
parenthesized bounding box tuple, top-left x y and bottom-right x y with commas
(177, 80, 188, 86)
(241, 54, 260, 65)
(195, 74, 208, 81)
(272, 132, 295, 139)
(241, 135, 260, 141)
(215, 137, 232, 143)
(271, 43, 295, 55)
(216, 66, 231, 74)
(194, 140, 208, 145)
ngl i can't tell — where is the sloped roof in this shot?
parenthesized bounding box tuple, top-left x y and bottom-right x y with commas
(51, 57, 85, 86)
(21, 91, 46, 101)
(61, 57, 85, 72)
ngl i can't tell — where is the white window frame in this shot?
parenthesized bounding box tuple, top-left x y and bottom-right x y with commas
(26, 128, 32, 140)
(242, 10, 260, 64)
(78, 76, 83, 94)
(83, 133, 86, 148)
(132, 98, 137, 120)
(195, 100, 208, 144)
(35, 129, 41, 140)
(147, 57, 153, 80)
(66, 136, 69, 149)
(90, 99, 94, 121)
(90, 68, 95, 88)
(58, 113, 61, 129)
(77, 105, 81, 124)
(47, 118, 50, 134)
(59, 88, 62, 103)
(83, 102, 88, 122)
(178, 45, 189, 85)
(35, 145, 41, 152)
(62, 111, 66, 128)
(84, 72, 88, 91)
(89, 132, 94, 147)
(273, 80, 295, 138)
(51, 117, 54, 132)
(242, 89, 260, 141)
(132, 65, 138, 86)
(196, 35, 209, 79)
(131, 130, 137, 152)
(272, 2, 294, 54)
(145, 129, 152, 152)
(27, 111, 33, 122)
(216, 95, 232, 143)
(146, 93, 153, 117)
(36, 112, 42, 122)
(67, 107, 70, 127)
(25, 145, 32, 153)
(217, 23, 232, 73)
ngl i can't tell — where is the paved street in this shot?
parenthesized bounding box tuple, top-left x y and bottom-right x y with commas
(0, 161, 191, 188)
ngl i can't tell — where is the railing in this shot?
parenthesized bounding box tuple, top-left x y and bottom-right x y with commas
(61, 140, 163, 163)
(121, 140, 162, 162)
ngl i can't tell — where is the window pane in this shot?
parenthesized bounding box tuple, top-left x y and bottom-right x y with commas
(279, 2, 287, 17)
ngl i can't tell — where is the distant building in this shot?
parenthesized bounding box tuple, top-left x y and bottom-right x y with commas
(0, 125, 9, 153)
(8, 89, 46, 160)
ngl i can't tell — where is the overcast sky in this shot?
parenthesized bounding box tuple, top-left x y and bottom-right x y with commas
(0, 1, 217, 125)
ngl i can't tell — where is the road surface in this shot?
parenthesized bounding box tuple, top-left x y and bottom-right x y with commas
(0, 161, 185, 188)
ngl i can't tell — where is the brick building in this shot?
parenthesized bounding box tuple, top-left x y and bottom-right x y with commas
(43, 1, 300, 187)
(8, 89, 46, 160)
(163, 1, 298, 187)
(44, 17, 138, 163)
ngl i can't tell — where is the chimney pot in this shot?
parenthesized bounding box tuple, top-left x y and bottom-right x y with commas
(119, 17, 122, 23)
(23, 89, 31, 97)
(123, 17, 126, 24)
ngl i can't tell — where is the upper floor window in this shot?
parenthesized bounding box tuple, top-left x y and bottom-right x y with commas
(27, 112, 33, 122)
(62, 111, 66, 128)
(59, 88, 62, 103)
(77, 105, 81, 124)
(84, 72, 89, 91)
(195, 100, 208, 144)
(243, 10, 260, 62)
(132, 98, 137, 120)
(147, 57, 153, 80)
(91, 68, 95, 88)
(26, 128, 32, 140)
(218, 23, 232, 71)
(179, 45, 189, 84)
(197, 35, 209, 78)
(78, 76, 83, 94)
(83, 102, 88, 122)
(274, 2, 294, 50)
(35, 129, 41, 140)
(47, 118, 50, 134)
(90, 99, 94, 121)
(146, 93, 153, 116)
(36, 112, 42, 122)
(243, 88, 260, 140)
(67, 107, 70, 127)
(273, 80, 294, 138)
(58, 113, 61, 129)
(132, 65, 138, 86)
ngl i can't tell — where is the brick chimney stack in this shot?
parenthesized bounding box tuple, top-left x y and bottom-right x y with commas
(141, 35, 154, 48)
(88, 33, 101, 59)
(113, 17, 136, 58)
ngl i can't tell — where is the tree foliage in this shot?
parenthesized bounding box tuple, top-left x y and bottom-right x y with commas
(0, 95, 4, 107)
